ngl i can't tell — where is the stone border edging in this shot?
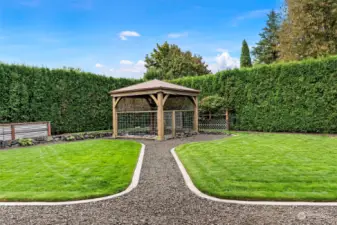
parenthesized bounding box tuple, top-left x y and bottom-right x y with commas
(0, 143, 145, 206)
(171, 147, 337, 206)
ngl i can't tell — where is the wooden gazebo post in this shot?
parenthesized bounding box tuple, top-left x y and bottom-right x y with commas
(193, 96, 199, 132)
(157, 92, 164, 141)
(112, 96, 122, 138)
(112, 97, 118, 138)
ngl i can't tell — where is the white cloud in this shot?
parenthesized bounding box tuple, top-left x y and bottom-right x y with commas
(120, 60, 133, 65)
(118, 60, 146, 73)
(119, 31, 140, 40)
(99, 60, 146, 79)
(232, 9, 270, 26)
(168, 32, 188, 39)
(208, 50, 239, 73)
(135, 60, 145, 67)
(95, 63, 104, 68)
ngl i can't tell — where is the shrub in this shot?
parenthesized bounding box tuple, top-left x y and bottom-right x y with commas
(18, 139, 33, 146)
(199, 95, 225, 114)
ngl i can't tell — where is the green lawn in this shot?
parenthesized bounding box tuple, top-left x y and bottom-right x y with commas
(176, 133, 337, 201)
(0, 139, 141, 201)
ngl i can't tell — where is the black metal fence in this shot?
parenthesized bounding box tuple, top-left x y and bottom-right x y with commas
(117, 111, 158, 138)
(198, 112, 227, 132)
(116, 111, 229, 138)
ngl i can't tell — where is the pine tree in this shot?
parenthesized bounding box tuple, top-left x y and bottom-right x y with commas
(240, 40, 252, 68)
(252, 10, 281, 64)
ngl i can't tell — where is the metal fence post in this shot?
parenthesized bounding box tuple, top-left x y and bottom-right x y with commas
(172, 111, 176, 138)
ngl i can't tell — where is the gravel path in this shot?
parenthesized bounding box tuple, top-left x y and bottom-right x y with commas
(1, 135, 337, 225)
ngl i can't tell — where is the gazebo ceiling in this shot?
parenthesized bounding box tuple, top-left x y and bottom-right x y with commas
(109, 79, 200, 97)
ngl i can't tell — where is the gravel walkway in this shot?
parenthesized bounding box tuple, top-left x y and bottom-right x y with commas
(1, 135, 337, 225)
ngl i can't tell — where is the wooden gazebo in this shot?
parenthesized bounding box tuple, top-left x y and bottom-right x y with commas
(109, 79, 200, 141)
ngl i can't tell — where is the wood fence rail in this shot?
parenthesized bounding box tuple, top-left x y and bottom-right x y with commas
(0, 122, 51, 141)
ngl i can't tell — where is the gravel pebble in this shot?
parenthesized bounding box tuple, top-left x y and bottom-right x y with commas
(1, 135, 337, 225)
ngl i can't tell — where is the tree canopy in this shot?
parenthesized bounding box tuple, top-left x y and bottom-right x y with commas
(252, 10, 281, 64)
(279, 0, 337, 61)
(144, 42, 211, 80)
(199, 95, 225, 114)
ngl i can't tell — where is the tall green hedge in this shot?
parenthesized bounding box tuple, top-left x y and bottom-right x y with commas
(0, 64, 140, 134)
(172, 56, 337, 133)
(1, 56, 336, 134)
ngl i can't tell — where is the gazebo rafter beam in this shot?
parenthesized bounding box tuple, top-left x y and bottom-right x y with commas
(145, 97, 157, 108)
(189, 96, 198, 106)
(114, 97, 122, 107)
(163, 94, 170, 106)
(150, 94, 159, 106)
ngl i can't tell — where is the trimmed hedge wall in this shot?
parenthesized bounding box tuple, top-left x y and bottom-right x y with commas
(1, 56, 336, 134)
(0, 64, 140, 134)
(172, 56, 337, 133)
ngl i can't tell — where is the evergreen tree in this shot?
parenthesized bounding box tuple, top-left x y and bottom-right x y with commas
(279, 0, 337, 61)
(252, 10, 281, 64)
(240, 40, 252, 68)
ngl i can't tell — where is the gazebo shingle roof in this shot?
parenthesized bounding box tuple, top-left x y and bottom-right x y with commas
(110, 79, 200, 95)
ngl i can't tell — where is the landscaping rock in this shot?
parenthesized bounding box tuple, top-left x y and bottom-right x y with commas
(0, 131, 113, 149)
(199, 130, 227, 135)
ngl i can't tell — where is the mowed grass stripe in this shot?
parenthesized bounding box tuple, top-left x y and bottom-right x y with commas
(176, 133, 337, 201)
(0, 139, 141, 201)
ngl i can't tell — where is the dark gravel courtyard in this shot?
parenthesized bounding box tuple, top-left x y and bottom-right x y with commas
(1, 135, 337, 225)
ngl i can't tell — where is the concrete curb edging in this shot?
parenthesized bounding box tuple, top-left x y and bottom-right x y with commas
(171, 147, 337, 206)
(0, 143, 145, 206)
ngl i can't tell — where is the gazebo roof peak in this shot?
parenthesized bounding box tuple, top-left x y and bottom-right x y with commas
(110, 79, 200, 96)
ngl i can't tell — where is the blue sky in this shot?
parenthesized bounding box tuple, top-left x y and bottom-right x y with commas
(0, 0, 282, 78)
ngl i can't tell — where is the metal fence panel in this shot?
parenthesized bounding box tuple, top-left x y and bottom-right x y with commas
(117, 111, 157, 138)
(198, 113, 227, 131)
(0, 122, 50, 141)
(0, 126, 11, 141)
